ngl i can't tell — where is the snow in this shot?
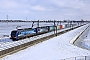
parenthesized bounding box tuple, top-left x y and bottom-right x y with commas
(0, 24, 90, 60)
(81, 26, 90, 50)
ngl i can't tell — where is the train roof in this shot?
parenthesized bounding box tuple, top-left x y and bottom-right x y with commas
(18, 28, 32, 30)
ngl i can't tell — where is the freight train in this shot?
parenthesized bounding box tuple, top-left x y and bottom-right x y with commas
(10, 24, 76, 41)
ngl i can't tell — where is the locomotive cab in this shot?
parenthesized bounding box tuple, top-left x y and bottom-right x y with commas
(11, 30, 18, 40)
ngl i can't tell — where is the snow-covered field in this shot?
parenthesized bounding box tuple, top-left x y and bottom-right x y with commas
(82, 26, 90, 50)
(0, 23, 90, 60)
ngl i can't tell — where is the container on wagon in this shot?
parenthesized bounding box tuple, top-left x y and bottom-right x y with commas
(57, 26, 60, 30)
(59, 25, 62, 29)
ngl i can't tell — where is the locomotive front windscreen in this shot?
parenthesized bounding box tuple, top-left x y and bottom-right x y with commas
(11, 31, 17, 37)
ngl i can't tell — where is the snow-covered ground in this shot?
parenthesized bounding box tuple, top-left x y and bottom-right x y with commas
(82, 26, 90, 50)
(0, 24, 90, 60)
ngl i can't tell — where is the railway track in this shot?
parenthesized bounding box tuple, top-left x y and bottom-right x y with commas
(0, 24, 86, 58)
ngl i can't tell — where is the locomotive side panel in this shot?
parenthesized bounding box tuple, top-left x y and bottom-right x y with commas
(18, 29, 36, 39)
(37, 26, 49, 34)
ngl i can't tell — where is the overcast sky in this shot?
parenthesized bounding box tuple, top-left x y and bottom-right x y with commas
(0, 0, 90, 21)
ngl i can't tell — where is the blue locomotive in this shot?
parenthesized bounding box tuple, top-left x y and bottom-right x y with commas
(11, 28, 36, 40)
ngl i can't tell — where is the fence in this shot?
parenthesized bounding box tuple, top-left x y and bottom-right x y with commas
(61, 56, 90, 60)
